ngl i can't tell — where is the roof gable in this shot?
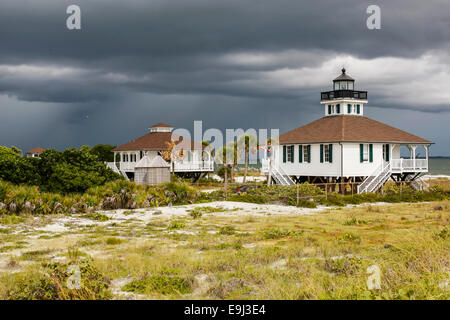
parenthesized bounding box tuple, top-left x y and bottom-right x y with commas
(135, 155, 170, 168)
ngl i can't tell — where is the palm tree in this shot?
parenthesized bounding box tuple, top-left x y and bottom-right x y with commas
(161, 140, 183, 174)
(238, 134, 258, 183)
(216, 145, 233, 195)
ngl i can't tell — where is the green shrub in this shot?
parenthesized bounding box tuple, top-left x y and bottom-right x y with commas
(0, 146, 122, 193)
(122, 275, 192, 295)
(105, 237, 123, 245)
(5, 260, 111, 300)
(167, 220, 185, 230)
(85, 213, 110, 222)
(344, 218, 368, 226)
(261, 228, 303, 239)
(0, 180, 201, 215)
(218, 226, 236, 235)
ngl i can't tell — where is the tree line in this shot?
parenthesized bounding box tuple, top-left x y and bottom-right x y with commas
(0, 145, 121, 193)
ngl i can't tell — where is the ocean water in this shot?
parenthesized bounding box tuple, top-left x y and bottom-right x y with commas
(429, 158, 450, 176)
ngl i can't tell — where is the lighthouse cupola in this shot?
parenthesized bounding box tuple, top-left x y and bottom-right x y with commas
(333, 68, 354, 90)
(320, 68, 368, 117)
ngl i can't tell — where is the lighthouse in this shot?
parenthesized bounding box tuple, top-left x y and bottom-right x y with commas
(262, 69, 433, 194)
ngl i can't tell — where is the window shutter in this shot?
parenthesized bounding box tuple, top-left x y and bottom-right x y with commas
(357, 105, 360, 114)
(283, 145, 286, 163)
(348, 104, 351, 113)
(290, 146, 294, 163)
(320, 144, 324, 163)
(336, 104, 340, 114)
(360, 144, 363, 163)
(307, 145, 311, 162)
(328, 105, 332, 114)
(386, 144, 390, 161)
(298, 145, 302, 163)
(369, 144, 373, 163)
(329, 144, 333, 163)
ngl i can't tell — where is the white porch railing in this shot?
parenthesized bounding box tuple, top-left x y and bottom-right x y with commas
(173, 161, 214, 172)
(391, 159, 428, 172)
(107, 161, 214, 173)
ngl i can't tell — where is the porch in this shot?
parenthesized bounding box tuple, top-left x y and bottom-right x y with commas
(390, 158, 428, 173)
(107, 160, 214, 173)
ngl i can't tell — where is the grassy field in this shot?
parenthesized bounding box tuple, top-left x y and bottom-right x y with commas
(0, 200, 448, 300)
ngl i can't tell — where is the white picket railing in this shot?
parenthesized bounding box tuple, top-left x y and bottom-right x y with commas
(357, 163, 383, 194)
(391, 159, 428, 172)
(107, 161, 214, 173)
(173, 161, 214, 172)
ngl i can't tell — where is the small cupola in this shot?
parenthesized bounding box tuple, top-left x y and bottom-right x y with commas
(149, 123, 173, 133)
(333, 68, 355, 90)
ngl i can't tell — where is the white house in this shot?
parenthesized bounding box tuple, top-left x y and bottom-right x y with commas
(262, 69, 433, 193)
(108, 123, 214, 181)
(25, 147, 45, 158)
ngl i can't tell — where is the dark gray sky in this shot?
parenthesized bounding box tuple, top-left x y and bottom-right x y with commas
(1, 0, 450, 155)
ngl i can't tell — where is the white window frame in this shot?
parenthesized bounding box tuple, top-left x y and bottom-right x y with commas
(287, 145, 294, 162)
(303, 145, 309, 163)
(363, 144, 369, 162)
(324, 145, 330, 162)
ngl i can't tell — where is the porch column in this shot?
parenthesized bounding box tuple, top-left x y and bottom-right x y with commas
(113, 152, 116, 167)
(389, 144, 395, 169)
(411, 145, 417, 170)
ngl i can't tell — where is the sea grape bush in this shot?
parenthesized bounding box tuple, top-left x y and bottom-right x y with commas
(0, 146, 120, 193)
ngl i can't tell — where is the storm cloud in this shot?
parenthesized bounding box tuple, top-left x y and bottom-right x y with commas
(0, 0, 449, 154)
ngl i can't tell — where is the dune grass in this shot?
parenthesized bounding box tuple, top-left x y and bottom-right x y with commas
(0, 200, 448, 300)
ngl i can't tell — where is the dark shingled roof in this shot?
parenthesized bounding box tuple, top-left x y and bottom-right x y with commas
(333, 68, 355, 82)
(112, 132, 203, 152)
(279, 116, 433, 144)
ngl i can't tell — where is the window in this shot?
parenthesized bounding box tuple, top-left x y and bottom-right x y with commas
(303, 145, 309, 163)
(336, 104, 340, 114)
(320, 144, 333, 163)
(324, 145, 330, 162)
(328, 105, 332, 115)
(360, 144, 373, 163)
(363, 144, 369, 161)
(348, 104, 352, 114)
(357, 104, 361, 114)
(287, 145, 294, 162)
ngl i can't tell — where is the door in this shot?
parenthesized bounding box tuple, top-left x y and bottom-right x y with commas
(382, 144, 390, 165)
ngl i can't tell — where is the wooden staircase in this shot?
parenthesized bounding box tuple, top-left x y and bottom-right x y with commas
(271, 166, 295, 185)
(358, 163, 391, 194)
